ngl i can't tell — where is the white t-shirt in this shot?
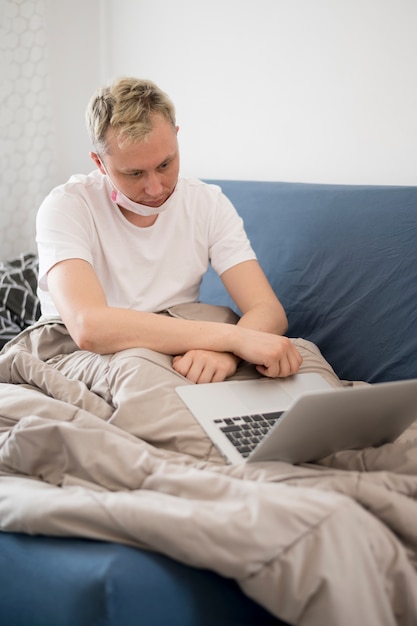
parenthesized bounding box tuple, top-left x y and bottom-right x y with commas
(36, 171, 256, 317)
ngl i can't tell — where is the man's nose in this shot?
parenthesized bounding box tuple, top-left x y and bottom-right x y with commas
(145, 172, 163, 197)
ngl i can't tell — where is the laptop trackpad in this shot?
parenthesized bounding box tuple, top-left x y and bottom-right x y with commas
(230, 378, 293, 412)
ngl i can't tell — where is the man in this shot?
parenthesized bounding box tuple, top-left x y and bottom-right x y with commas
(36, 77, 303, 385)
(8, 79, 408, 623)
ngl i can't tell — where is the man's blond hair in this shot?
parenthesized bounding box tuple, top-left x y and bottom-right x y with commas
(86, 77, 176, 153)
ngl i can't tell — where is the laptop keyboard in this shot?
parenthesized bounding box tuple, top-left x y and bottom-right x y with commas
(214, 411, 284, 458)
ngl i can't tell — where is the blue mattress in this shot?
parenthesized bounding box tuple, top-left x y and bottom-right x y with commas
(0, 531, 287, 626)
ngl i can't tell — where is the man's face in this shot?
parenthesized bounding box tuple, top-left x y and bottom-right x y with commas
(93, 114, 180, 208)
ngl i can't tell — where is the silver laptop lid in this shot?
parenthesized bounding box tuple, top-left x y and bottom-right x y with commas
(249, 378, 417, 464)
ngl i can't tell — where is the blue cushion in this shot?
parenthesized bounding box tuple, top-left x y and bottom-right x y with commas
(201, 181, 417, 383)
(0, 532, 286, 626)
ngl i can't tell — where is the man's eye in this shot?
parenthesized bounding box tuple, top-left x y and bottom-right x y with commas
(158, 162, 169, 171)
(129, 171, 142, 178)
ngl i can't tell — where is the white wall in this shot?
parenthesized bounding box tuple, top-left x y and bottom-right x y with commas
(43, 0, 103, 183)
(51, 0, 417, 185)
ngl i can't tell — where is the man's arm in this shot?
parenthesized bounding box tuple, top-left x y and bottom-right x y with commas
(46, 258, 233, 355)
(47, 258, 302, 381)
(221, 259, 288, 335)
(172, 260, 302, 382)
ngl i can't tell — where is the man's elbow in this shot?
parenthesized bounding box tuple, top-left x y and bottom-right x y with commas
(68, 311, 107, 353)
(274, 300, 288, 335)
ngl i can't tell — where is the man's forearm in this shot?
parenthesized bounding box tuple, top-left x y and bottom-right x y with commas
(236, 300, 288, 336)
(72, 305, 238, 356)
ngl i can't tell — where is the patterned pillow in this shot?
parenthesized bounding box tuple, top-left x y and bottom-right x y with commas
(0, 253, 41, 349)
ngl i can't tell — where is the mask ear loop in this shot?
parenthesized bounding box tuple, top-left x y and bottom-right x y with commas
(96, 156, 118, 202)
(96, 154, 108, 176)
(96, 154, 122, 203)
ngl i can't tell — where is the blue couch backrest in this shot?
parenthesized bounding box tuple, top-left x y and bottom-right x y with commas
(200, 180, 417, 384)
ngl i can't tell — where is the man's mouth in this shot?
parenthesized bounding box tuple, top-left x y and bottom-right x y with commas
(140, 197, 166, 208)
(141, 187, 176, 207)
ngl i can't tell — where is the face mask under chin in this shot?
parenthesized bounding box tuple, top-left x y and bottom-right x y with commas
(110, 186, 170, 217)
(99, 161, 176, 217)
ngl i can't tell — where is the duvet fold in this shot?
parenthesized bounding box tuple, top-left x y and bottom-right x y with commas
(0, 320, 417, 626)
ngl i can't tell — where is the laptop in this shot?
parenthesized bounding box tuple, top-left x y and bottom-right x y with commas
(175, 373, 417, 464)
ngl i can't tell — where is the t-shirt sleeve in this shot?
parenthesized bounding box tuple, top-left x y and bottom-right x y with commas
(208, 188, 257, 276)
(36, 188, 95, 290)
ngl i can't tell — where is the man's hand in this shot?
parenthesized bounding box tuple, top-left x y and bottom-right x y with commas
(172, 350, 239, 384)
(172, 332, 303, 383)
(233, 330, 303, 378)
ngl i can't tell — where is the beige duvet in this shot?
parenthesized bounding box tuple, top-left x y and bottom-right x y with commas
(0, 306, 416, 626)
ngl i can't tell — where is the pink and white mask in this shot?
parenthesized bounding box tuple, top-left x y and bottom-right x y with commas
(101, 163, 176, 217)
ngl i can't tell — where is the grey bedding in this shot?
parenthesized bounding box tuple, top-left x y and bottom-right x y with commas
(0, 253, 40, 349)
(0, 307, 417, 626)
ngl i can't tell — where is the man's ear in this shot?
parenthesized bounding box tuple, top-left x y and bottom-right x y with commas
(90, 152, 105, 174)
